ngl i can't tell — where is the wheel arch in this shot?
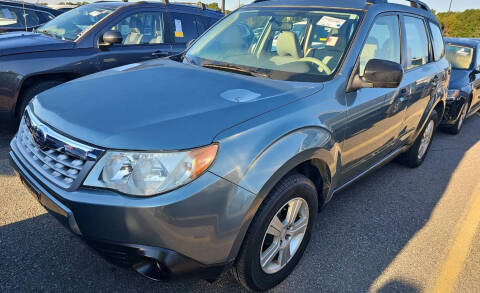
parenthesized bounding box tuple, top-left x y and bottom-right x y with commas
(15, 72, 80, 117)
(226, 126, 339, 262)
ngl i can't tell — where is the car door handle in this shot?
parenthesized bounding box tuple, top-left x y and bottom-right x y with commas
(399, 88, 408, 102)
(152, 51, 168, 57)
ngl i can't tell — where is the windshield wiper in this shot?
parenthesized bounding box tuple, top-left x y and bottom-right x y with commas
(201, 63, 270, 78)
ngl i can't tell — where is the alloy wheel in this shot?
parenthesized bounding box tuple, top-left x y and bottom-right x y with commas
(418, 120, 435, 160)
(260, 197, 309, 275)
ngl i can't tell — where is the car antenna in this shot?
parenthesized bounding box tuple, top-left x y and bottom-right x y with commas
(22, 0, 28, 32)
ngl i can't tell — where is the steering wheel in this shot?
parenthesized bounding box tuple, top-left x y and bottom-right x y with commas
(300, 57, 333, 75)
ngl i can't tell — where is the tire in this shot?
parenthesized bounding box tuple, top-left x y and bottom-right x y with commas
(232, 173, 318, 291)
(398, 109, 438, 168)
(443, 100, 469, 135)
(17, 80, 64, 119)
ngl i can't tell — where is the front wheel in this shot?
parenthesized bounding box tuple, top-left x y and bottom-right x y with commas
(232, 174, 318, 291)
(398, 109, 438, 168)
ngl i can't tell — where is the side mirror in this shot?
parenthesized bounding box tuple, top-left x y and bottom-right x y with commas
(100, 30, 123, 46)
(351, 59, 404, 90)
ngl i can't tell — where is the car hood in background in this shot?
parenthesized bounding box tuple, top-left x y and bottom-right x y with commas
(0, 32, 74, 56)
(31, 59, 323, 150)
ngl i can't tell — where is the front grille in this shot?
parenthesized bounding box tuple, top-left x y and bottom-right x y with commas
(17, 122, 84, 188)
(15, 108, 102, 190)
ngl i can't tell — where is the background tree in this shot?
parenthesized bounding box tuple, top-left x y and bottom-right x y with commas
(436, 10, 480, 38)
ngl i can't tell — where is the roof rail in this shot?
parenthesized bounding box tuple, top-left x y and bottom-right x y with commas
(178, 1, 207, 10)
(370, 0, 431, 12)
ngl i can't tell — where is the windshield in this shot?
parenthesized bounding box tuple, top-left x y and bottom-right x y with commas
(186, 8, 362, 82)
(445, 44, 474, 70)
(37, 5, 114, 41)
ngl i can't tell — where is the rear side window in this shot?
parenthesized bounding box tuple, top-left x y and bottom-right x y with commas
(429, 22, 445, 62)
(404, 16, 430, 70)
(359, 15, 401, 76)
(169, 12, 198, 43)
(196, 16, 207, 35)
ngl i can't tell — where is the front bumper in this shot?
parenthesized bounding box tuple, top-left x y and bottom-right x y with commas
(9, 136, 255, 280)
(442, 98, 466, 125)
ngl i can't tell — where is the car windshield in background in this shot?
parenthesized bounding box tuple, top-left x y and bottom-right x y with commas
(37, 5, 114, 41)
(445, 44, 474, 70)
(186, 9, 362, 82)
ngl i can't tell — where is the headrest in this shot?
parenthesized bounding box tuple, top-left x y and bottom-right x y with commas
(276, 31, 302, 58)
(129, 17, 141, 29)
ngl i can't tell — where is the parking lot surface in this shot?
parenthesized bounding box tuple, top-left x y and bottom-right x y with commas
(1, 115, 479, 292)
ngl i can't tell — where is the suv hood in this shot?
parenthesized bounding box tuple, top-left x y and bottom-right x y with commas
(0, 32, 74, 56)
(31, 59, 322, 150)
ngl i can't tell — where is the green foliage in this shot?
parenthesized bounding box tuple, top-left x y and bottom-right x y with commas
(205, 2, 231, 14)
(436, 9, 480, 38)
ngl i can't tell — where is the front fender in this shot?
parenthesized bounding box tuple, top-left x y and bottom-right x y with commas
(211, 126, 339, 261)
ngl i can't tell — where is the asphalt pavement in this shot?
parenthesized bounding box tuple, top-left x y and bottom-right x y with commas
(1, 115, 479, 292)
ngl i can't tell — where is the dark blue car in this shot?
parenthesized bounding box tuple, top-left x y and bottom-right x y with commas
(442, 38, 480, 134)
(0, 1, 222, 120)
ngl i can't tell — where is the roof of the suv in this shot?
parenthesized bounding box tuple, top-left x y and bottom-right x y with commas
(0, 0, 61, 15)
(247, 0, 435, 19)
(445, 38, 480, 48)
(92, 1, 223, 16)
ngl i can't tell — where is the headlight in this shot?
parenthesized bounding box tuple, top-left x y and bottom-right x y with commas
(84, 144, 218, 196)
(447, 89, 460, 100)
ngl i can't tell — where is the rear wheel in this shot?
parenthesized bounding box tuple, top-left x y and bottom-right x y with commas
(443, 100, 469, 135)
(398, 109, 438, 168)
(17, 80, 64, 119)
(232, 174, 318, 291)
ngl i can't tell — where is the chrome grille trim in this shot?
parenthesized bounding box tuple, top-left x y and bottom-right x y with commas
(16, 107, 103, 190)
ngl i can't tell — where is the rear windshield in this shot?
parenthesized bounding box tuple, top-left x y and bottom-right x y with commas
(445, 44, 474, 70)
(186, 8, 362, 82)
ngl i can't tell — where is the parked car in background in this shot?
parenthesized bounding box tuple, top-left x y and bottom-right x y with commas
(442, 38, 480, 134)
(0, 0, 61, 33)
(9, 0, 447, 291)
(0, 1, 222, 120)
(47, 4, 79, 13)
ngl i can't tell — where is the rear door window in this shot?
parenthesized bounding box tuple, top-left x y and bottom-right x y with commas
(404, 16, 430, 70)
(196, 16, 207, 35)
(429, 22, 445, 62)
(168, 12, 198, 43)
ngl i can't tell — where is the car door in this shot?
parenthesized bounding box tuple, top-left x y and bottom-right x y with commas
(341, 13, 408, 181)
(165, 11, 201, 55)
(397, 15, 440, 142)
(97, 10, 173, 71)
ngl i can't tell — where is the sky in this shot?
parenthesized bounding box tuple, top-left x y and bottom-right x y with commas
(23, 0, 480, 12)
